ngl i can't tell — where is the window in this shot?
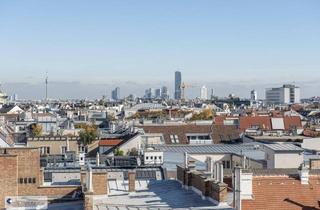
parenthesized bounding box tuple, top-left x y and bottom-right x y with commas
(170, 135, 179, 144)
(28, 178, 32, 183)
(19, 178, 23, 184)
(150, 156, 153, 160)
(78, 145, 87, 153)
(24, 178, 28, 184)
(40, 146, 50, 155)
(159, 156, 162, 160)
(61, 146, 67, 154)
(154, 156, 157, 160)
(32, 178, 36, 184)
(146, 156, 149, 160)
(222, 160, 231, 169)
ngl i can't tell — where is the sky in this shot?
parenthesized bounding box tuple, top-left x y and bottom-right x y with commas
(0, 0, 320, 99)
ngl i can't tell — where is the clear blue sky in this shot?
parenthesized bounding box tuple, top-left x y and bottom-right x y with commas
(0, 0, 320, 99)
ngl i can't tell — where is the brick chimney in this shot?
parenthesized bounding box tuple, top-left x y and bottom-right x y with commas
(128, 170, 136, 192)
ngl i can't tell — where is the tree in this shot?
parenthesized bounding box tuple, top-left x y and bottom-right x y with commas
(78, 123, 98, 146)
(31, 123, 42, 137)
(190, 108, 213, 121)
(114, 148, 124, 156)
(127, 147, 138, 156)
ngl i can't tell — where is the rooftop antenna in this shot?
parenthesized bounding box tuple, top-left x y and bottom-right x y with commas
(45, 72, 48, 102)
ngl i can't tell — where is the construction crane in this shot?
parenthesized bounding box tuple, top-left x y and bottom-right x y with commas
(180, 82, 198, 100)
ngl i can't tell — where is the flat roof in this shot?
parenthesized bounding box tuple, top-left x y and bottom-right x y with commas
(94, 180, 234, 210)
(263, 143, 303, 152)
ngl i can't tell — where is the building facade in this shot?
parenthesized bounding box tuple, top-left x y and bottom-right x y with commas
(200, 85, 208, 100)
(265, 84, 300, 105)
(111, 87, 120, 101)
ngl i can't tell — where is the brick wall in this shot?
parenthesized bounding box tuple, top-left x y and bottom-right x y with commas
(177, 165, 185, 183)
(0, 155, 18, 209)
(128, 171, 136, 192)
(310, 159, 320, 169)
(92, 173, 108, 195)
(0, 148, 82, 209)
(242, 176, 320, 210)
(177, 166, 228, 204)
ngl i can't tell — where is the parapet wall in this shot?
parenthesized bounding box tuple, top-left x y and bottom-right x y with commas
(176, 165, 228, 203)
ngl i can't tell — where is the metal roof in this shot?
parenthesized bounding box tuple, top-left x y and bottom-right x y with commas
(263, 143, 303, 152)
(154, 144, 259, 154)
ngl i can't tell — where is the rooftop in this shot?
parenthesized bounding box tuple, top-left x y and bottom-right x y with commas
(94, 180, 233, 210)
(263, 143, 303, 152)
(154, 144, 258, 154)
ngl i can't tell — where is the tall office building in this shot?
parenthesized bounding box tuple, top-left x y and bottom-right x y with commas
(250, 90, 257, 101)
(111, 87, 120, 101)
(265, 84, 300, 105)
(161, 86, 169, 100)
(200, 86, 208, 100)
(155, 88, 162, 98)
(174, 71, 182, 100)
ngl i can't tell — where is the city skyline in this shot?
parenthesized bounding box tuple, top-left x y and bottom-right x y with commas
(1, 0, 320, 99)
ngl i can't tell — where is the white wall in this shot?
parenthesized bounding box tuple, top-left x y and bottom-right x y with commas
(302, 137, 320, 152)
(144, 151, 163, 165)
(274, 153, 303, 168)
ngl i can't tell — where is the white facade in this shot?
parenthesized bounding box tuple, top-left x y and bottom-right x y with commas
(265, 84, 300, 105)
(200, 86, 208, 100)
(263, 146, 303, 169)
(302, 137, 320, 152)
(250, 90, 257, 101)
(144, 150, 163, 165)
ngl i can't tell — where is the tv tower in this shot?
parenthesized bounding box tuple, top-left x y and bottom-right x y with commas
(45, 72, 48, 101)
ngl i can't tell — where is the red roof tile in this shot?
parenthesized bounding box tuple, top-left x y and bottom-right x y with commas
(242, 176, 320, 210)
(239, 116, 272, 131)
(99, 139, 122, 146)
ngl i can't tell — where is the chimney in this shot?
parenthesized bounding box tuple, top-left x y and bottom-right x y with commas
(66, 137, 70, 152)
(206, 156, 212, 172)
(219, 163, 224, 183)
(96, 152, 100, 167)
(299, 166, 309, 185)
(184, 152, 188, 169)
(128, 170, 136, 192)
(242, 155, 247, 169)
(234, 167, 242, 210)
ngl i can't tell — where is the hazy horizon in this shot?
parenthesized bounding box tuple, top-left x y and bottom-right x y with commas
(1, 0, 319, 99)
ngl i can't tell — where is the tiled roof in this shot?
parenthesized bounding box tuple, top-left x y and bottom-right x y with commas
(242, 171, 320, 210)
(283, 116, 302, 130)
(239, 116, 272, 131)
(239, 116, 302, 132)
(99, 139, 122, 146)
(139, 124, 240, 144)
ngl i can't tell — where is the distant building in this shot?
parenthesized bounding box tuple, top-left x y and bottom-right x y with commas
(111, 87, 120, 101)
(265, 84, 300, 105)
(210, 88, 215, 99)
(155, 88, 161, 99)
(174, 71, 182, 100)
(0, 85, 8, 105)
(200, 86, 208, 100)
(161, 86, 169, 100)
(250, 90, 257, 101)
(144, 88, 155, 99)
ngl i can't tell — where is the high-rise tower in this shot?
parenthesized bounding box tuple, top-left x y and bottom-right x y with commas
(174, 71, 182, 100)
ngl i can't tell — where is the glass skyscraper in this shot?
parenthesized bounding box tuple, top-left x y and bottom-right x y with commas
(174, 71, 182, 100)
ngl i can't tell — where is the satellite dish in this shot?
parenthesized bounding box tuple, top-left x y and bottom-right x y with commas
(6, 198, 13, 204)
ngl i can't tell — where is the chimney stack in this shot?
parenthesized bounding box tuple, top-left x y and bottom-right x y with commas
(299, 166, 309, 185)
